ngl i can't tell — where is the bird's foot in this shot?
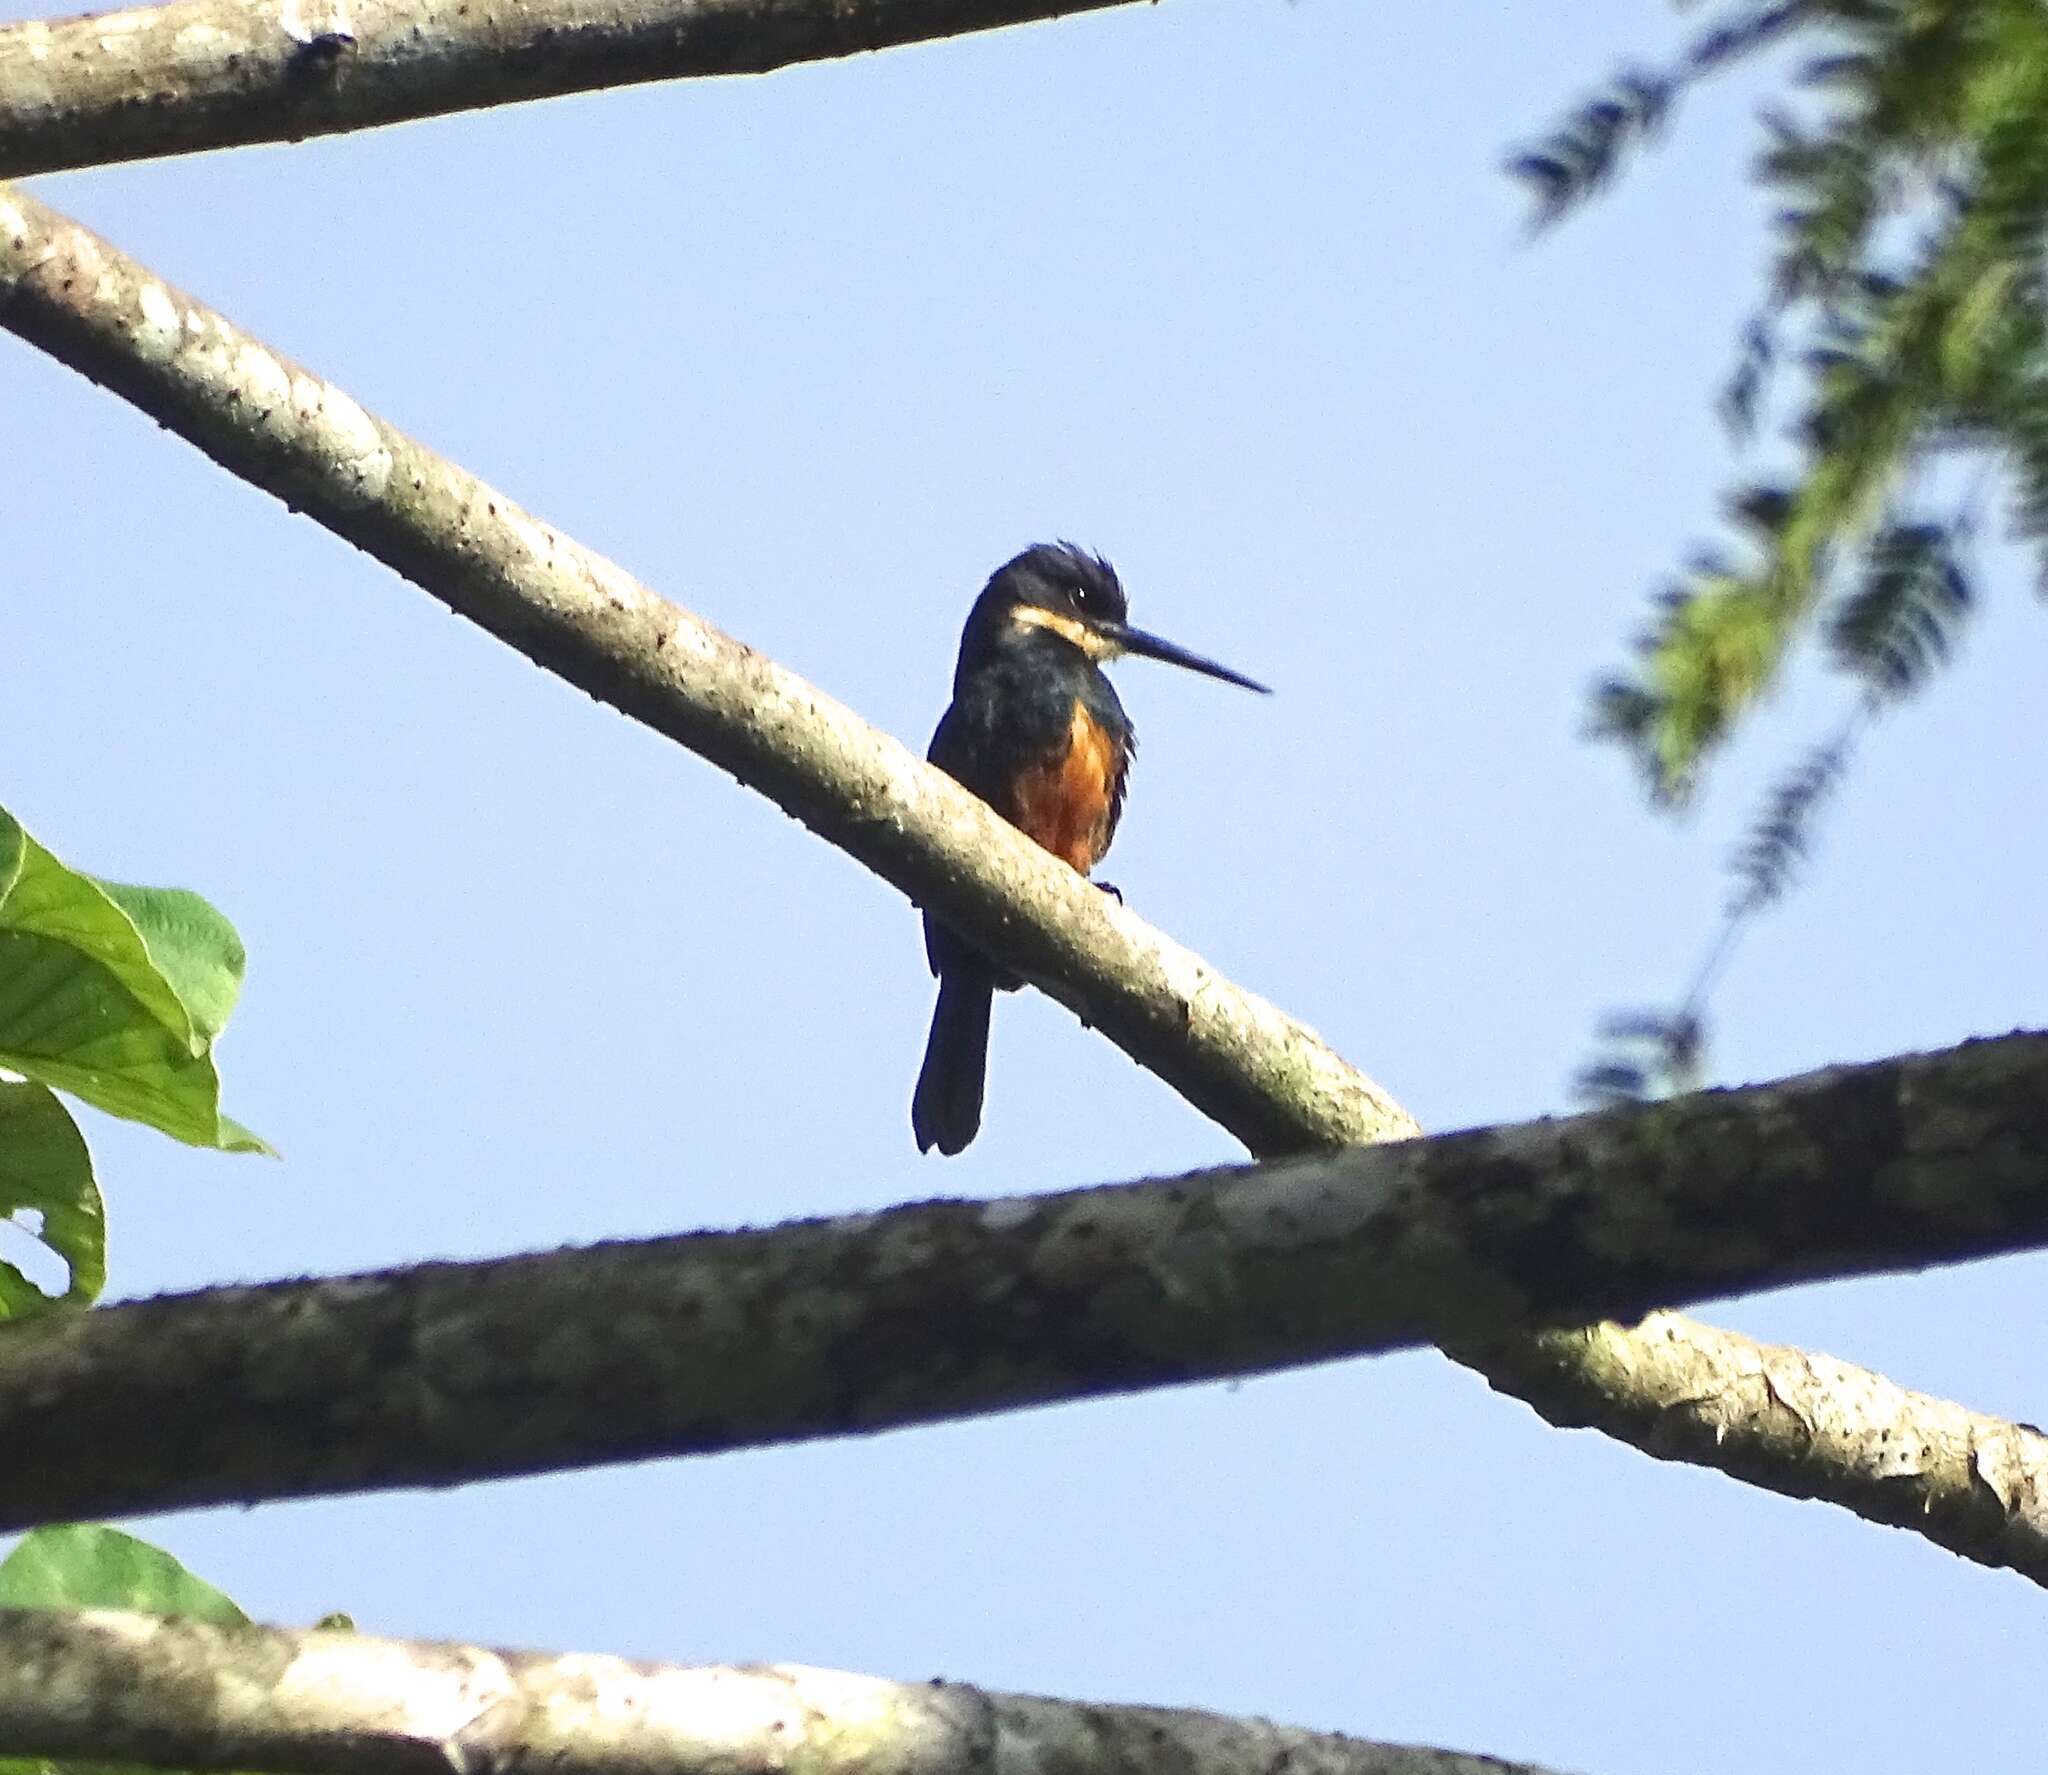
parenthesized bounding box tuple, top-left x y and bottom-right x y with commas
(1095, 880, 1124, 903)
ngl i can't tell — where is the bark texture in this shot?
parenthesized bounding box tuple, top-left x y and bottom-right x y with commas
(0, 0, 1146, 179)
(0, 1032, 2043, 1584)
(1461, 1312, 2048, 1580)
(0, 1607, 1575, 1775)
(3, 185, 2042, 1581)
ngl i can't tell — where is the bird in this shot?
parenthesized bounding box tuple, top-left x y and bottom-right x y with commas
(911, 542, 1269, 1155)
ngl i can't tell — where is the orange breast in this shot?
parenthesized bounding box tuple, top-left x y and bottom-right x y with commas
(1006, 701, 1120, 875)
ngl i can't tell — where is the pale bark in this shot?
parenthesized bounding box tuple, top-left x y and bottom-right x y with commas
(1459, 1312, 2048, 1579)
(0, 1606, 1576, 1775)
(3, 184, 2041, 1581)
(0, 0, 1149, 180)
(0, 1030, 2044, 1582)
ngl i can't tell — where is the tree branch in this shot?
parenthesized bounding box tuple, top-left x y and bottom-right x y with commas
(1, 1030, 2045, 1583)
(0, 0, 1150, 181)
(1457, 1311, 2048, 1580)
(4, 184, 2041, 1582)
(0, 1606, 1575, 1775)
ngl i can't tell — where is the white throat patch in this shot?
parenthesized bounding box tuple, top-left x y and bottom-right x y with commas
(1010, 603, 1122, 660)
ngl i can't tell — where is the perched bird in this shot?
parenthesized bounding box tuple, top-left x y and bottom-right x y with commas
(912, 542, 1268, 1154)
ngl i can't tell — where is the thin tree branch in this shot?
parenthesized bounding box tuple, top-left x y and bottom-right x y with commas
(1456, 1312, 2048, 1581)
(3, 185, 2041, 1582)
(1, 1031, 2045, 1584)
(0, 1606, 1576, 1775)
(0, 0, 1150, 181)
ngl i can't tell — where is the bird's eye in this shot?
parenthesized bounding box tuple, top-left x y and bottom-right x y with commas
(1069, 582, 1096, 612)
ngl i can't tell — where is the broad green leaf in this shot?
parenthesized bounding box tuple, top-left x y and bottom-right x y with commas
(0, 1526, 248, 1775)
(0, 1524, 245, 1624)
(90, 882, 246, 1048)
(0, 810, 267, 1153)
(0, 816, 198, 1052)
(0, 1080, 103, 1318)
(215, 1113, 274, 1158)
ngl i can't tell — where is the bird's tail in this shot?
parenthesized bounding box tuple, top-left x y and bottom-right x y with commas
(912, 966, 995, 1155)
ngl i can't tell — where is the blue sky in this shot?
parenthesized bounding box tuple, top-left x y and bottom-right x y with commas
(6, 1, 2046, 1770)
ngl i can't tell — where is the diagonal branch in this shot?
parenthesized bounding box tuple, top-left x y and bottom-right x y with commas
(3, 183, 2040, 1582)
(0, 0, 1151, 181)
(0, 1605, 1577, 1775)
(1457, 1311, 2048, 1581)
(0, 1030, 2045, 1582)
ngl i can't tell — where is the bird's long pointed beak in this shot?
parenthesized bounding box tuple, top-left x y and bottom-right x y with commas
(1099, 622, 1271, 694)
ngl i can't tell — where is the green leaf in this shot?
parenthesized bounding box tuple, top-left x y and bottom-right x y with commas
(88, 883, 246, 1048)
(1574, 1008, 1708, 1107)
(0, 1526, 249, 1775)
(1508, 4, 1801, 230)
(0, 810, 267, 1153)
(1827, 517, 1974, 697)
(1727, 733, 1857, 915)
(214, 1114, 276, 1158)
(1559, 1, 2048, 797)
(0, 1080, 103, 1318)
(0, 1525, 245, 1624)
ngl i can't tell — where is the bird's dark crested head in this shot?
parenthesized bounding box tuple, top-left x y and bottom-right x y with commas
(950, 540, 1270, 695)
(954, 542, 1126, 684)
(985, 541, 1127, 624)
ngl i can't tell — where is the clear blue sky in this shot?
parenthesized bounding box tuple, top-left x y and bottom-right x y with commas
(6, 2, 2046, 1770)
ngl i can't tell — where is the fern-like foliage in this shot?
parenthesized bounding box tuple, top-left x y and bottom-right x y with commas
(1827, 516, 1973, 696)
(1508, 4, 1807, 228)
(1574, 1008, 1707, 1106)
(1727, 729, 1856, 914)
(1720, 315, 1781, 440)
(1529, 0, 2048, 800)
(1549, 1, 2048, 1101)
(2004, 390, 2048, 585)
(1577, 716, 1868, 1105)
(1509, 68, 1675, 228)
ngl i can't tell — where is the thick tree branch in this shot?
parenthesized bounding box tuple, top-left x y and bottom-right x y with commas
(3, 185, 2041, 1582)
(0, 0, 1149, 181)
(0, 1031, 2045, 1585)
(0, 1606, 1574, 1775)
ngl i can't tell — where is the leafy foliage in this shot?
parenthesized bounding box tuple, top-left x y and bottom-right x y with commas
(0, 807, 268, 1315)
(1727, 730, 1857, 914)
(1543, 2, 2048, 1098)
(0, 1524, 246, 1623)
(1575, 720, 1866, 1105)
(1509, 4, 1805, 228)
(0, 1080, 104, 1319)
(1509, 67, 1674, 227)
(1575, 1008, 1706, 1105)
(1527, 0, 2048, 800)
(1827, 516, 1974, 694)
(0, 810, 269, 1153)
(2002, 385, 2048, 577)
